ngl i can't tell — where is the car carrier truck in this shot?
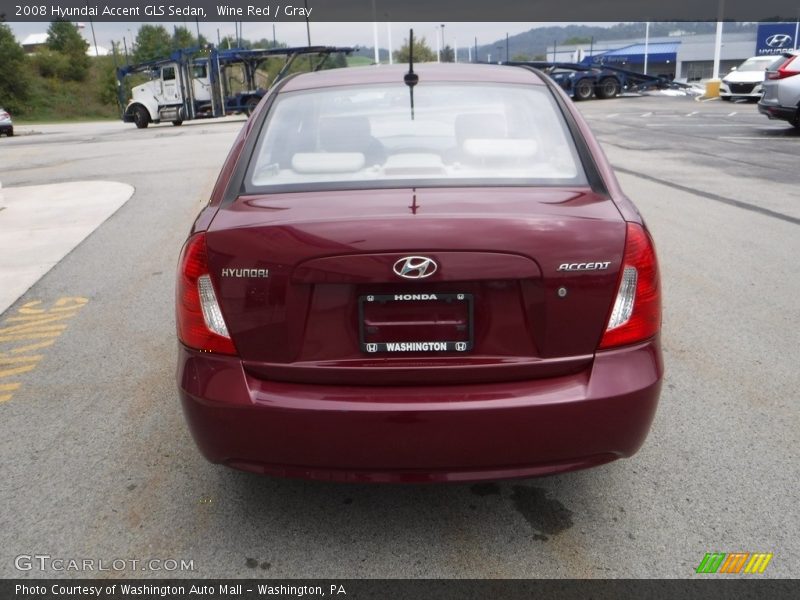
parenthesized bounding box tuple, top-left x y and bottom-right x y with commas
(117, 45, 352, 128)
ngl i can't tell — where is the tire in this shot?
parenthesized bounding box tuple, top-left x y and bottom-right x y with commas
(245, 97, 260, 116)
(172, 120, 183, 126)
(574, 79, 594, 101)
(133, 106, 150, 129)
(596, 77, 620, 99)
(6, 128, 12, 137)
(720, 96, 732, 101)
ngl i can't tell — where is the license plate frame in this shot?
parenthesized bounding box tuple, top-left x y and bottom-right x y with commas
(358, 292, 474, 354)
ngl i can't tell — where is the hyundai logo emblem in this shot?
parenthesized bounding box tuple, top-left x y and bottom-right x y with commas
(766, 34, 793, 48)
(393, 256, 438, 279)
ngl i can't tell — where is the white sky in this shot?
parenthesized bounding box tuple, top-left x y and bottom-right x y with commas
(10, 21, 617, 52)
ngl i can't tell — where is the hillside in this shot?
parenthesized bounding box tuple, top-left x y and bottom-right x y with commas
(476, 22, 757, 61)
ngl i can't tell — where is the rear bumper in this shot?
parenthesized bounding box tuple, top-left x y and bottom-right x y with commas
(758, 100, 797, 123)
(177, 338, 662, 482)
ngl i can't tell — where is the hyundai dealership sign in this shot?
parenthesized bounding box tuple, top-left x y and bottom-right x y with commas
(755, 23, 798, 55)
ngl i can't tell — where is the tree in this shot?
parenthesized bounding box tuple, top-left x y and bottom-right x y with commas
(171, 26, 195, 50)
(133, 25, 172, 62)
(0, 23, 30, 114)
(46, 20, 90, 81)
(170, 26, 209, 51)
(563, 36, 593, 45)
(393, 36, 436, 63)
(441, 45, 455, 63)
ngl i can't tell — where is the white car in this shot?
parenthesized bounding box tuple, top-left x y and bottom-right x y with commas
(0, 107, 13, 137)
(720, 55, 784, 101)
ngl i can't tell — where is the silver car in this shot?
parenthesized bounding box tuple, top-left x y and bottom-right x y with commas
(758, 51, 800, 128)
(0, 107, 12, 137)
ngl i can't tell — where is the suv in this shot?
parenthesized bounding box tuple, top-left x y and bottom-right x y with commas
(758, 52, 800, 128)
(0, 108, 13, 137)
(720, 55, 784, 101)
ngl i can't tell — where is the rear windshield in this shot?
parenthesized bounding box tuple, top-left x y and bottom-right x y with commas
(246, 82, 587, 192)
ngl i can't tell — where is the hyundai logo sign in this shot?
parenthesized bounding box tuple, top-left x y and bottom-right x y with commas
(766, 34, 793, 48)
(756, 23, 798, 55)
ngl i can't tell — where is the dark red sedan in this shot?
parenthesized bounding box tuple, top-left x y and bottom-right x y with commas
(176, 63, 662, 483)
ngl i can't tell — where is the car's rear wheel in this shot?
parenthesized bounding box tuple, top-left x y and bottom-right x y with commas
(172, 120, 183, 126)
(596, 77, 620, 99)
(720, 95, 732, 101)
(133, 106, 150, 129)
(574, 79, 594, 101)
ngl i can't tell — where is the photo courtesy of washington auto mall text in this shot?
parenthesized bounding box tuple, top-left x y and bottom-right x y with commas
(14, 583, 348, 597)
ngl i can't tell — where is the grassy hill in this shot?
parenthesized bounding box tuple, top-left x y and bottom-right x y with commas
(15, 55, 120, 123)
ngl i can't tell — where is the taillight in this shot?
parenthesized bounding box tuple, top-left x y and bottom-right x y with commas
(176, 233, 237, 355)
(767, 55, 800, 80)
(599, 223, 661, 349)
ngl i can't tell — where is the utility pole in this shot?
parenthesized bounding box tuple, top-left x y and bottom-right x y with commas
(712, 0, 725, 79)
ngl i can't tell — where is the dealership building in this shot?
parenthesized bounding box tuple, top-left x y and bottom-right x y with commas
(546, 24, 799, 81)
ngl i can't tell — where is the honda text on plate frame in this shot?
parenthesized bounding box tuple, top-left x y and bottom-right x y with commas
(176, 63, 663, 483)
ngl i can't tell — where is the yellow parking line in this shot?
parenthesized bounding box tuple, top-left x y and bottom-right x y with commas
(0, 355, 43, 365)
(0, 363, 39, 379)
(0, 297, 88, 404)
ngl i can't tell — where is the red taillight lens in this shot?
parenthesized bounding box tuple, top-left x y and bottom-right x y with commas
(176, 233, 237, 355)
(767, 55, 800, 80)
(599, 223, 661, 349)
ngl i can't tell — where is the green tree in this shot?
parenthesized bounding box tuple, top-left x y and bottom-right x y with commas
(0, 23, 31, 114)
(563, 36, 592, 45)
(171, 26, 195, 50)
(441, 45, 455, 63)
(133, 25, 172, 62)
(220, 35, 251, 49)
(393, 36, 436, 63)
(46, 20, 90, 81)
(170, 26, 209, 51)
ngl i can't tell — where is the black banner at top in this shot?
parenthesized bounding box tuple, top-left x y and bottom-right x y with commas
(2, 0, 800, 23)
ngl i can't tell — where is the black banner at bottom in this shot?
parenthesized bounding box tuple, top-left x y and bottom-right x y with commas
(2, 579, 799, 600)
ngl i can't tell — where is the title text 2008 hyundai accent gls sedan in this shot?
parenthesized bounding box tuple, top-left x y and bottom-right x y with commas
(176, 63, 662, 483)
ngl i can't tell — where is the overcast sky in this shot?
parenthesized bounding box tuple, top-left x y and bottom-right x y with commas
(10, 21, 616, 52)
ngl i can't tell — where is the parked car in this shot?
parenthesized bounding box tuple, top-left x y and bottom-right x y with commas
(176, 63, 663, 483)
(720, 55, 784, 101)
(758, 51, 800, 128)
(0, 108, 13, 137)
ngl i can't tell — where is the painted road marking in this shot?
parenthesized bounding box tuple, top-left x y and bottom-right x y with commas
(728, 112, 738, 117)
(0, 297, 88, 403)
(718, 136, 800, 141)
(686, 111, 699, 116)
(640, 112, 652, 117)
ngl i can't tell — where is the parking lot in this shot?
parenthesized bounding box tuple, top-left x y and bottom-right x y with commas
(1, 92, 798, 578)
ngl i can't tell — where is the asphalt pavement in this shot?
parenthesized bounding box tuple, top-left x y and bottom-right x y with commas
(0, 95, 797, 579)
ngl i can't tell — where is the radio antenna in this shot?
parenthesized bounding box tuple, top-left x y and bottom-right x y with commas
(404, 28, 419, 120)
